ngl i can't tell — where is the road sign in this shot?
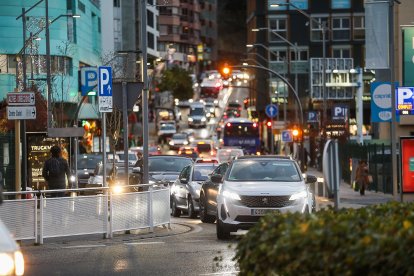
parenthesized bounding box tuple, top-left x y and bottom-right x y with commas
(281, 130, 293, 142)
(265, 104, 278, 118)
(307, 111, 318, 123)
(272, 121, 285, 130)
(332, 104, 349, 121)
(7, 106, 36, 120)
(98, 66, 113, 113)
(7, 92, 35, 106)
(81, 67, 98, 96)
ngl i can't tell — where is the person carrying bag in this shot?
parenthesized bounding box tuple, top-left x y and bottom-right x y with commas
(355, 160, 370, 196)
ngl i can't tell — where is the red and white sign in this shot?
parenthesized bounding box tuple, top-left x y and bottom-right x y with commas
(7, 92, 35, 106)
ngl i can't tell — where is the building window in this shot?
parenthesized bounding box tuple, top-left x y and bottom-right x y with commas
(78, 0, 85, 13)
(353, 15, 365, 40)
(332, 46, 351, 58)
(311, 17, 329, 41)
(269, 17, 287, 42)
(159, 25, 168, 35)
(67, 0, 72, 10)
(147, 10, 154, 28)
(332, 17, 350, 41)
(148, 32, 155, 50)
(269, 48, 288, 62)
(290, 48, 309, 61)
(113, 0, 120, 7)
(98, 17, 101, 33)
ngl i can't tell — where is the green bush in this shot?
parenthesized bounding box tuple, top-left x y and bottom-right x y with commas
(234, 202, 414, 276)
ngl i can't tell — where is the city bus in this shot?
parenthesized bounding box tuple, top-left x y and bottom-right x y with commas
(221, 118, 260, 155)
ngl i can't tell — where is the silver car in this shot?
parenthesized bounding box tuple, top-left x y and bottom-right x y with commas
(170, 163, 219, 218)
(215, 155, 317, 239)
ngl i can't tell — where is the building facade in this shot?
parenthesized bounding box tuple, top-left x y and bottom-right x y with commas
(0, 0, 102, 125)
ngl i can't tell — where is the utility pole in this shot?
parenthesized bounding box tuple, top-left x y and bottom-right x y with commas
(141, 0, 149, 184)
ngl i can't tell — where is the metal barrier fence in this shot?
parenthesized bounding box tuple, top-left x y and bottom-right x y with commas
(0, 185, 170, 244)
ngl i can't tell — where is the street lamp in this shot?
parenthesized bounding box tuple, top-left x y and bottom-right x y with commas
(271, 2, 328, 139)
(252, 27, 299, 121)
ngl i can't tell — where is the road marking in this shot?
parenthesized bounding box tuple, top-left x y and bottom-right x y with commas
(124, 241, 165, 245)
(199, 272, 239, 275)
(63, 244, 106, 249)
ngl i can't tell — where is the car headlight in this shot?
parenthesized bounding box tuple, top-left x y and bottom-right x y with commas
(289, 191, 308, 201)
(222, 190, 241, 201)
(188, 118, 194, 122)
(169, 141, 174, 146)
(149, 180, 156, 185)
(201, 117, 207, 122)
(0, 251, 24, 276)
(112, 185, 124, 194)
(183, 141, 188, 145)
(70, 175, 76, 183)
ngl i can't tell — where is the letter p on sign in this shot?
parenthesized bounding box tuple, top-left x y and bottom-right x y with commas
(98, 66, 112, 96)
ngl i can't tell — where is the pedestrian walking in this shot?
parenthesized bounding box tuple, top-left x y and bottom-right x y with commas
(42, 145, 70, 197)
(355, 160, 370, 196)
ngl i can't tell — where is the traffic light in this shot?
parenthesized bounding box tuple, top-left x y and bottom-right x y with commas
(221, 63, 231, 79)
(266, 121, 272, 128)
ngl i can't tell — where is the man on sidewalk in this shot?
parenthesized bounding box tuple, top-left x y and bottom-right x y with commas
(42, 145, 70, 197)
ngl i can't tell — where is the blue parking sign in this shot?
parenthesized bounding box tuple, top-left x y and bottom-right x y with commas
(80, 67, 98, 96)
(98, 66, 113, 112)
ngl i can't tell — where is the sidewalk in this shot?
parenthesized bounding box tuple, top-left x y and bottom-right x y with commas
(306, 167, 395, 210)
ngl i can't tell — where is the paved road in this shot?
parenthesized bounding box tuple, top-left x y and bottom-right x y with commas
(22, 217, 239, 276)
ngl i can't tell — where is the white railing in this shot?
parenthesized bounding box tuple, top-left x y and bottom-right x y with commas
(0, 185, 170, 244)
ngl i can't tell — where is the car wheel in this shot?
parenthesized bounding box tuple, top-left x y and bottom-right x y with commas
(171, 197, 181, 217)
(216, 216, 230, 240)
(199, 195, 216, 223)
(188, 195, 197, 219)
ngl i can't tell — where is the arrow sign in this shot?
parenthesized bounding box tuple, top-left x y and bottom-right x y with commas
(7, 106, 36, 120)
(7, 92, 35, 106)
(265, 104, 278, 118)
(281, 130, 293, 142)
(98, 66, 113, 113)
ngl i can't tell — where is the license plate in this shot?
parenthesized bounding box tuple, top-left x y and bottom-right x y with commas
(251, 209, 274, 216)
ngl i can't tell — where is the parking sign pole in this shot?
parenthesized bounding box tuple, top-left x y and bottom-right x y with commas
(102, 112, 107, 188)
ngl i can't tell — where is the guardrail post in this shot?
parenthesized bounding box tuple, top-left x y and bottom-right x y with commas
(34, 195, 38, 244)
(39, 194, 44, 245)
(149, 185, 154, 233)
(108, 191, 113, 239)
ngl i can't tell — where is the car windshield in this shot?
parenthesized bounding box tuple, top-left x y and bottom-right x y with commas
(148, 157, 193, 172)
(172, 134, 186, 139)
(227, 160, 301, 182)
(78, 157, 102, 170)
(189, 107, 205, 116)
(161, 125, 175, 130)
(193, 165, 217, 181)
(197, 143, 211, 153)
(117, 153, 137, 161)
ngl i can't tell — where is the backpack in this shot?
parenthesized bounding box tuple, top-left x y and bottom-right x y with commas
(48, 158, 62, 177)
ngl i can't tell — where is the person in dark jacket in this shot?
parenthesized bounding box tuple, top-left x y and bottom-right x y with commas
(42, 145, 70, 197)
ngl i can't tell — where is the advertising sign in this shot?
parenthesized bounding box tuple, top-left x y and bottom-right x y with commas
(27, 133, 69, 190)
(396, 87, 414, 115)
(403, 27, 414, 87)
(331, 0, 351, 9)
(400, 137, 414, 193)
(370, 82, 394, 122)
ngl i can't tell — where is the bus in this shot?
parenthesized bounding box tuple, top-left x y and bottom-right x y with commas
(222, 118, 260, 155)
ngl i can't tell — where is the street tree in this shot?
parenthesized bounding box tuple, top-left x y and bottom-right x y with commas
(157, 66, 193, 100)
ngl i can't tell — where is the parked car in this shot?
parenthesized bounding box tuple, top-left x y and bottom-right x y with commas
(168, 133, 190, 150)
(213, 155, 317, 239)
(199, 162, 230, 223)
(0, 188, 25, 276)
(86, 162, 132, 194)
(76, 153, 103, 188)
(170, 162, 219, 218)
(129, 155, 193, 189)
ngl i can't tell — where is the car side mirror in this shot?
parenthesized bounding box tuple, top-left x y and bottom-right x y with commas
(306, 175, 317, 184)
(180, 178, 189, 184)
(211, 174, 223, 184)
(133, 167, 141, 174)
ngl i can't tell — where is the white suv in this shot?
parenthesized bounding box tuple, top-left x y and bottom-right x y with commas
(214, 155, 316, 240)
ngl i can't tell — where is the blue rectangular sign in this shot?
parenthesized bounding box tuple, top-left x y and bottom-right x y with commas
(370, 82, 396, 122)
(397, 87, 414, 115)
(332, 104, 348, 121)
(80, 67, 98, 96)
(98, 66, 113, 96)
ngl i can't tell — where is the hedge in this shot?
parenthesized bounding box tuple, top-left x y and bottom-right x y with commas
(234, 202, 414, 276)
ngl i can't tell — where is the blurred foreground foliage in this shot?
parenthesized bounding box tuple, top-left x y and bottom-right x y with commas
(235, 201, 414, 276)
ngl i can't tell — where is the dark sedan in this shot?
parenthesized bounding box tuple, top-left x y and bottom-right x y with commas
(129, 155, 193, 189)
(198, 162, 230, 223)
